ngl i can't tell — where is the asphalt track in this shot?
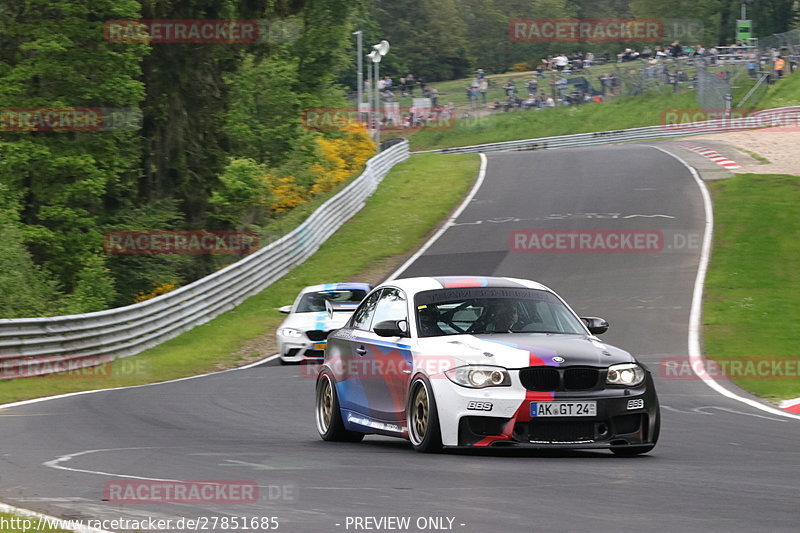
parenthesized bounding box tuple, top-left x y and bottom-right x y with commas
(1, 145, 798, 533)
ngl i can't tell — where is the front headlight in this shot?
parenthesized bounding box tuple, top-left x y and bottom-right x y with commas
(445, 365, 510, 388)
(280, 327, 303, 338)
(606, 363, 645, 386)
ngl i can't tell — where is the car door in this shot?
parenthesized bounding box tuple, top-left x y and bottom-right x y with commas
(329, 288, 381, 417)
(358, 287, 413, 424)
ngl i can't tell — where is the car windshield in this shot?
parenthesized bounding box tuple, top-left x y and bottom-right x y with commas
(414, 287, 586, 337)
(296, 289, 367, 313)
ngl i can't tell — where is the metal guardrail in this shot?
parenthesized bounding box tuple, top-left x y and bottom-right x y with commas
(0, 141, 410, 378)
(414, 106, 800, 155)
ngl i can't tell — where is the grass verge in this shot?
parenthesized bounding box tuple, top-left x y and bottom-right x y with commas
(0, 153, 479, 405)
(410, 90, 697, 151)
(761, 69, 800, 108)
(704, 173, 800, 401)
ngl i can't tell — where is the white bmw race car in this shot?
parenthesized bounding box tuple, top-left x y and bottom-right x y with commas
(277, 283, 372, 364)
(315, 276, 660, 454)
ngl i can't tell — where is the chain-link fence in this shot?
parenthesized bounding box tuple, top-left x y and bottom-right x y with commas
(758, 29, 800, 61)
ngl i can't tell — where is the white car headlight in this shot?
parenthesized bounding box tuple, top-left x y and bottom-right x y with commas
(606, 363, 645, 386)
(445, 365, 510, 389)
(280, 327, 303, 338)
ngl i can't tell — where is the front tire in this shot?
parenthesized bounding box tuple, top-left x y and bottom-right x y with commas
(315, 371, 364, 442)
(407, 376, 443, 453)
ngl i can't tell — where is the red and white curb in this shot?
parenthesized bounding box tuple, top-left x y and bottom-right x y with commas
(780, 398, 800, 415)
(679, 143, 741, 169)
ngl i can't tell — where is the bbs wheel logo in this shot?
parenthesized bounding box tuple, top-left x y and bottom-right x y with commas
(627, 399, 644, 410)
(467, 401, 493, 411)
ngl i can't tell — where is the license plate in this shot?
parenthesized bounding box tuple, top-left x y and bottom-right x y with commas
(530, 401, 596, 417)
(313, 342, 327, 350)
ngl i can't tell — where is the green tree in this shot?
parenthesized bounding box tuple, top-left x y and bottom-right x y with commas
(373, 0, 471, 81)
(0, 0, 147, 312)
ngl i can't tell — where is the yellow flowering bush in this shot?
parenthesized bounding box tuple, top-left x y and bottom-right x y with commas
(270, 174, 308, 213)
(309, 121, 375, 195)
(133, 281, 179, 303)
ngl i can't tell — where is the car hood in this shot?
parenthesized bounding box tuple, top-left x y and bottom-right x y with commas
(414, 333, 634, 371)
(279, 312, 351, 332)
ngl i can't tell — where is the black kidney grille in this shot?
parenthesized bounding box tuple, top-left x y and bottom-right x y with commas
(519, 366, 602, 391)
(564, 368, 600, 390)
(519, 367, 560, 391)
(306, 330, 332, 341)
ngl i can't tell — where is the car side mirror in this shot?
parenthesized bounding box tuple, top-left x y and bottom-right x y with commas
(374, 319, 409, 338)
(581, 317, 609, 335)
(278, 305, 292, 314)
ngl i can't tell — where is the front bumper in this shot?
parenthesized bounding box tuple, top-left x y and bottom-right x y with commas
(429, 370, 659, 448)
(278, 340, 326, 362)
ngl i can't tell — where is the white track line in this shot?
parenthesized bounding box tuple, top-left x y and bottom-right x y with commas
(386, 153, 488, 281)
(0, 502, 112, 533)
(651, 145, 800, 421)
(0, 353, 280, 410)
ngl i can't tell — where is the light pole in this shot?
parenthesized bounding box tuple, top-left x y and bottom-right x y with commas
(353, 31, 364, 124)
(366, 50, 379, 141)
(370, 40, 390, 151)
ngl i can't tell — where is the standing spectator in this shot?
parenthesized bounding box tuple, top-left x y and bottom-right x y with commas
(406, 73, 415, 96)
(669, 41, 683, 58)
(598, 73, 608, 95)
(469, 86, 479, 108)
(585, 52, 594, 66)
(478, 77, 488, 104)
(555, 53, 569, 71)
(555, 76, 567, 99)
(475, 68, 486, 79)
(430, 87, 440, 108)
(398, 76, 407, 96)
(609, 72, 620, 95)
(525, 77, 538, 96)
(775, 57, 786, 78)
(503, 79, 516, 98)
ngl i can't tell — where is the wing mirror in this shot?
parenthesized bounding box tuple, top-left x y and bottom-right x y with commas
(278, 305, 292, 314)
(374, 319, 409, 338)
(581, 317, 609, 335)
